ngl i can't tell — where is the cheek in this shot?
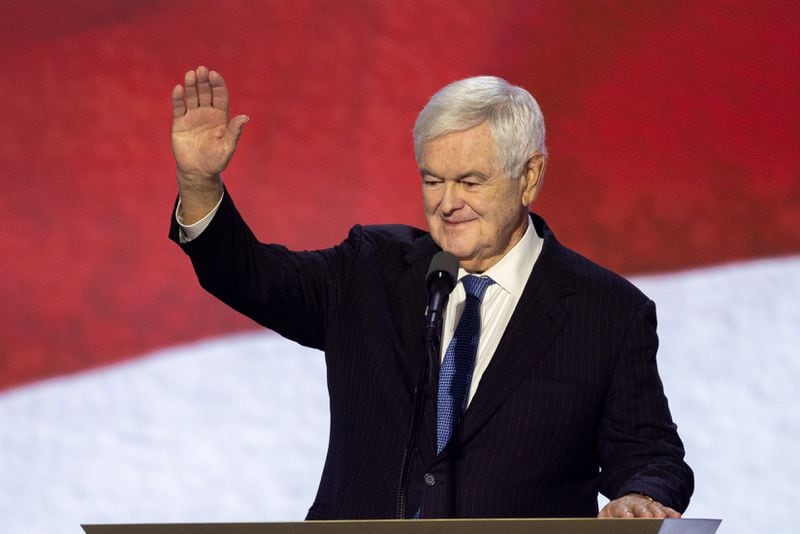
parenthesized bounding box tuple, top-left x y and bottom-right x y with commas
(422, 193, 442, 219)
(422, 199, 440, 231)
(421, 191, 437, 214)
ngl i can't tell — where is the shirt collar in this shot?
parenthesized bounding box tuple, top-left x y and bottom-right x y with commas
(457, 214, 543, 300)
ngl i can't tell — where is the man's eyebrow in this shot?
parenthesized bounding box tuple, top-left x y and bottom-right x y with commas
(419, 168, 442, 179)
(420, 169, 491, 181)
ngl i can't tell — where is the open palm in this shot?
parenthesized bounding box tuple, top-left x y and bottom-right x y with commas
(171, 66, 248, 180)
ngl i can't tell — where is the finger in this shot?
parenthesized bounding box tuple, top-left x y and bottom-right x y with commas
(633, 502, 655, 518)
(184, 69, 199, 109)
(208, 70, 230, 113)
(599, 501, 633, 518)
(645, 502, 667, 518)
(171, 84, 186, 118)
(598, 506, 614, 518)
(196, 65, 212, 107)
(228, 114, 250, 141)
(660, 505, 682, 519)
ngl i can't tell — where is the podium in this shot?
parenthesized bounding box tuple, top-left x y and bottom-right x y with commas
(82, 518, 721, 534)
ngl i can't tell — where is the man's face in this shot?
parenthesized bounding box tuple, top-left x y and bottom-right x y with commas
(420, 122, 540, 273)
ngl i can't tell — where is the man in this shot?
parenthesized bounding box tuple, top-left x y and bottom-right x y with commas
(169, 66, 693, 519)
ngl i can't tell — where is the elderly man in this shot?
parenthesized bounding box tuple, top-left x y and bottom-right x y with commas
(169, 66, 693, 520)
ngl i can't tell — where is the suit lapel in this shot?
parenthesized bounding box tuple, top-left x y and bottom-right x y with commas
(381, 234, 440, 392)
(454, 215, 578, 449)
(392, 237, 445, 464)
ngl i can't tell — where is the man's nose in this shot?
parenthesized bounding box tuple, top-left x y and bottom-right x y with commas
(439, 182, 464, 214)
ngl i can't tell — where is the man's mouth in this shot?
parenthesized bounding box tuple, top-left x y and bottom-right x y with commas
(442, 218, 474, 227)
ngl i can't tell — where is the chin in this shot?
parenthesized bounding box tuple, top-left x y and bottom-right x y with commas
(436, 231, 471, 252)
(438, 243, 474, 264)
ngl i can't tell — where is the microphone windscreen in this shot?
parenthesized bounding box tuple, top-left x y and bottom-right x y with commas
(427, 251, 459, 284)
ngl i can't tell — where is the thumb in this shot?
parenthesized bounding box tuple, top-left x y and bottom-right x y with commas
(228, 114, 250, 141)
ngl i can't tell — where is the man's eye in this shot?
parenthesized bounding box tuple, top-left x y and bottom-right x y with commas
(423, 180, 442, 187)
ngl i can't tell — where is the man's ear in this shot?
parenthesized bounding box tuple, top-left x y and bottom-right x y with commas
(521, 153, 546, 206)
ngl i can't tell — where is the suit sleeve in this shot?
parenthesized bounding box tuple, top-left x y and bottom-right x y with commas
(168, 188, 360, 350)
(596, 299, 694, 512)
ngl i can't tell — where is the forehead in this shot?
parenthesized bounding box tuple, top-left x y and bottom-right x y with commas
(420, 122, 500, 175)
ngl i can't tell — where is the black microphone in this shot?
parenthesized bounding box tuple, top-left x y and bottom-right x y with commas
(424, 251, 459, 341)
(397, 251, 459, 519)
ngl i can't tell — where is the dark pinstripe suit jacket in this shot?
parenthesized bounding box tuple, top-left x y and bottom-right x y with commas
(170, 190, 693, 519)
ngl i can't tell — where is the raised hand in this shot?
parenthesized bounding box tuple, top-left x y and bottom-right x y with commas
(171, 66, 249, 222)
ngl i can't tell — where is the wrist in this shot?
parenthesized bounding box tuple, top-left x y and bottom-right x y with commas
(176, 171, 224, 225)
(176, 168, 222, 188)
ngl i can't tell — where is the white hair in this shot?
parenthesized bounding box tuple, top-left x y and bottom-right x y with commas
(414, 76, 547, 180)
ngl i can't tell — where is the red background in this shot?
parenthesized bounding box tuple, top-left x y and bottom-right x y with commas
(1, 0, 798, 389)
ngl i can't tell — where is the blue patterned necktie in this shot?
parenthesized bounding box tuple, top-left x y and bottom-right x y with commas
(436, 274, 495, 454)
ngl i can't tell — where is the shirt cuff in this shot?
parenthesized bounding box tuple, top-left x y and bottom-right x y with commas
(175, 191, 225, 243)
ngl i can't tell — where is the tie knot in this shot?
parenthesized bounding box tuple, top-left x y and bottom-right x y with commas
(461, 275, 494, 299)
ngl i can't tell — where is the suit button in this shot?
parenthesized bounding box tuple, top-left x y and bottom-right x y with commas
(423, 473, 436, 486)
